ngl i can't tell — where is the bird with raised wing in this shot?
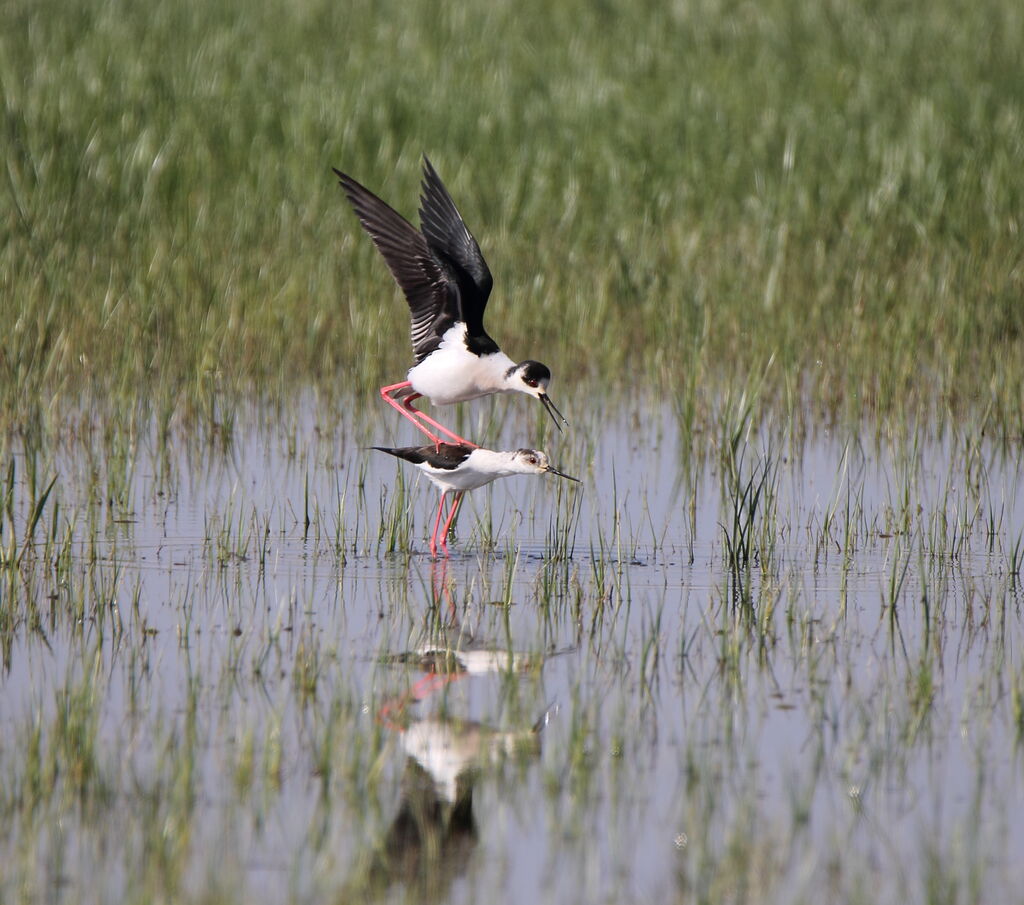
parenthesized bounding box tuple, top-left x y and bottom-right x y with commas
(335, 158, 567, 447)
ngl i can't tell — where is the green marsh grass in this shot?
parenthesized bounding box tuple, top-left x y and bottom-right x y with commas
(2, 0, 1024, 902)
(1, 406, 1022, 904)
(2, 0, 1023, 448)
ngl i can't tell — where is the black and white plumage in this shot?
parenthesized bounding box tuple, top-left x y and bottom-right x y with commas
(335, 158, 567, 446)
(373, 443, 579, 556)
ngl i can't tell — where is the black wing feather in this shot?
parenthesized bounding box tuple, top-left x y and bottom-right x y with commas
(418, 157, 495, 342)
(373, 444, 474, 471)
(334, 168, 460, 363)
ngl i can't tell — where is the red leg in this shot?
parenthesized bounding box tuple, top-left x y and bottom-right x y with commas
(439, 492, 464, 554)
(430, 557, 448, 598)
(407, 670, 462, 701)
(430, 558, 459, 625)
(429, 493, 448, 558)
(380, 381, 478, 448)
(376, 668, 465, 730)
(401, 397, 478, 447)
(380, 381, 442, 445)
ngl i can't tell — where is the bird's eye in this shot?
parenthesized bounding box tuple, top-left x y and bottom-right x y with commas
(525, 378, 538, 388)
(526, 455, 537, 465)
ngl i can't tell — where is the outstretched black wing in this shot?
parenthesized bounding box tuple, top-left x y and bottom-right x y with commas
(372, 443, 474, 471)
(417, 157, 497, 353)
(334, 168, 459, 363)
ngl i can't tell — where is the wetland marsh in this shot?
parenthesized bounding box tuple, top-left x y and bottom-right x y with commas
(2, 0, 1024, 902)
(2, 399, 1023, 903)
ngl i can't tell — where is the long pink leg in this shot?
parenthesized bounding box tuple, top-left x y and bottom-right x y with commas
(380, 381, 477, 448)
(381, 381, 441, 445)
(430, 557, 449, 599)
(402, 396, 478, 447)
(408, 670, 462, 701)
(377, 671, 464, 730)
(430, 558, 459, 624)
(439, 492, 465, 554)
(429, 493, 448, 558)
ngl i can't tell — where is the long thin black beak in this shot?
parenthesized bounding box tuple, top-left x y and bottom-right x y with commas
(545, 464, 581, 483)
(539, 393, 568, 431)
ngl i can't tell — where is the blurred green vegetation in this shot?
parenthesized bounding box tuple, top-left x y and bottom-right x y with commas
(1, 0, 1022, 437)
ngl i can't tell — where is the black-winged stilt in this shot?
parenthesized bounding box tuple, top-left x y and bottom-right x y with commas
(373, 442, 579, 557)
(335, 157, 567, 447)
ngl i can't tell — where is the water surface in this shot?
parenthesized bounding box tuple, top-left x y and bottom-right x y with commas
(2, 398, 1022, 904)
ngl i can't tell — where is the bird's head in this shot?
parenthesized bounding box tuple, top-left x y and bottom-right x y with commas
(506, 361, 568, 431)
(509, 449, 580, 483)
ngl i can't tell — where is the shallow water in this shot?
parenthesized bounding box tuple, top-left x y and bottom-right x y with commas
(1, 398, 1023, 903)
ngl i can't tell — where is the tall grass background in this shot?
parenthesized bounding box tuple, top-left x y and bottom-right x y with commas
(2, 0, 1022, 442)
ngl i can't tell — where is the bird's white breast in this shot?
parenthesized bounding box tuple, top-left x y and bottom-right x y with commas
(408, 324, 516, 405)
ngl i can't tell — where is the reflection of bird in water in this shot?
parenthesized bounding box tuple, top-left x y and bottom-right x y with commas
(364, 752, 478, 901)
(373, 443, 579, 556)
(378, 638, 566, 728)
(400, 714, 543, 802)
(342, 712, 548, 903)
(386, 642, 542, 677)
(338, 641, 556, 903)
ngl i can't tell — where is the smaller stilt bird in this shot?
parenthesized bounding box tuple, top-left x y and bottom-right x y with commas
(373, 443, 580, 557)
(335, 157, 567, 447)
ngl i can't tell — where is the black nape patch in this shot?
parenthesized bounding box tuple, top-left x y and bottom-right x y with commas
(517, 360, 551, 383)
